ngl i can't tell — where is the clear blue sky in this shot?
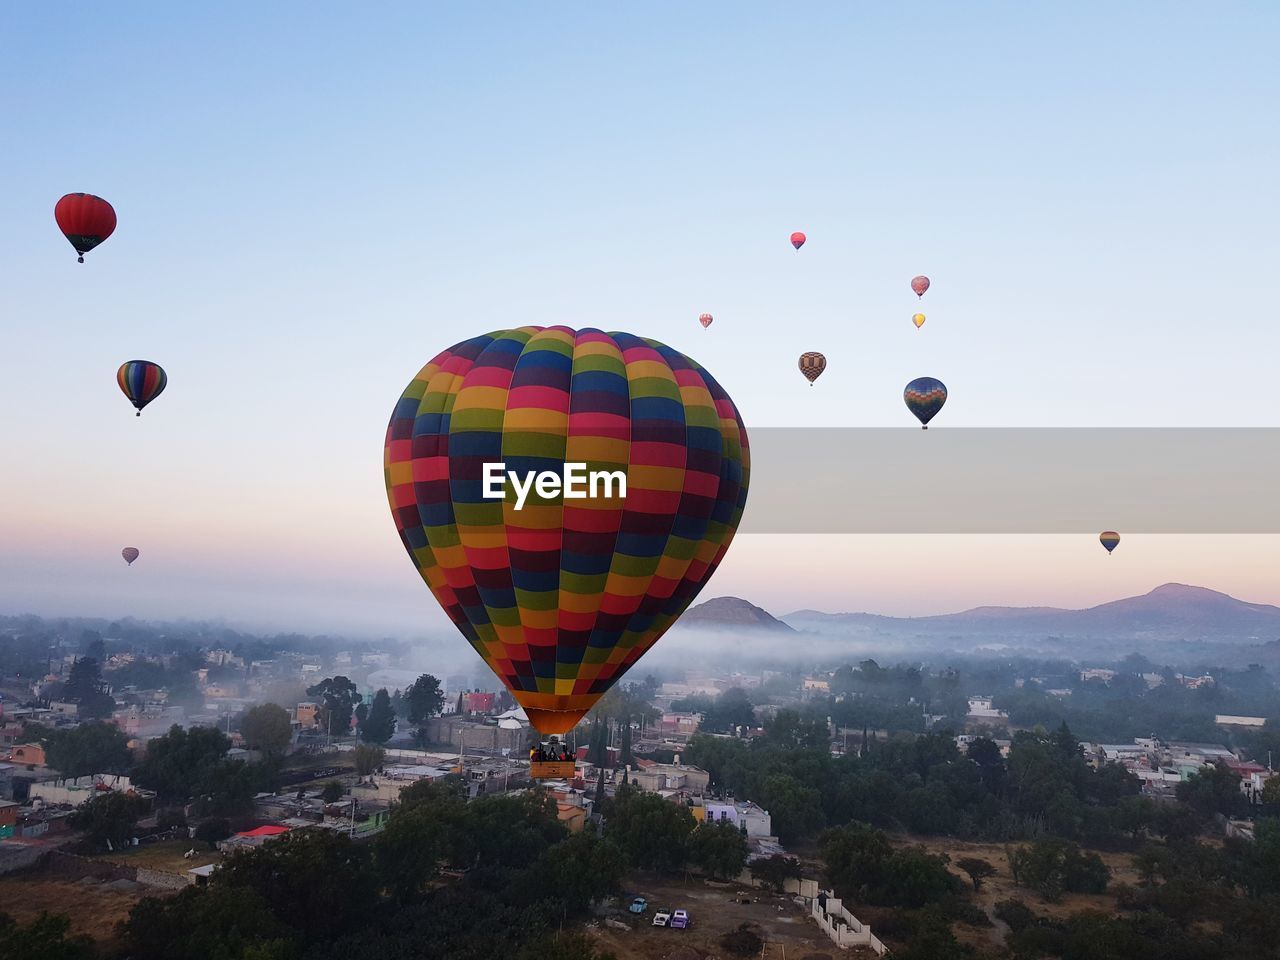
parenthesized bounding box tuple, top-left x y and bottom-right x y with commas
(3, 4, 1279, 635)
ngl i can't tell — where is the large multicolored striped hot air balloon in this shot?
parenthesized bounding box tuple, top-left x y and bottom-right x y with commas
(1099, 531, 1121, 555)
(904, 376, 947, 428)
(911, 275, 930, 298)
(790, 231, 807, 250)
(117, 361, 168, 417)
(699, 313, 714, 329)
(798, 352, 826, 385)
(55, 193, 117, 263)
(384, 327, 749, 737)
(121, 547, 140, 566)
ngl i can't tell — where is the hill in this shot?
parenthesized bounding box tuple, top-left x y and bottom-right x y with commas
(681, 596, 796, 632)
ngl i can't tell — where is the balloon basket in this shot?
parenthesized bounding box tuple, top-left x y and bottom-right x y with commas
(530, 760, 576, 779)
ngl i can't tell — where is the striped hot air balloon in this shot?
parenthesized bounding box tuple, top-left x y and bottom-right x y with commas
(55, 193, 117, 262)
(904, 377, 947, 428)
(384, 327, 749, 736)
(1099, 531, 1121, 555)
(116, 361, 168, 417)
(798, 352, 826, 385)
(121, 547, 139, 566)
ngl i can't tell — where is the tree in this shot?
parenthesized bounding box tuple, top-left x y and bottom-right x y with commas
(306, 676, 360, 737)
(360, 688, 396, 744)
(689, 819, 749, 880)
(766, 709, 829, 748)
(956, 856, 997, 891)
(133, 725, 232, 800)
(70, 791, 142, 847)
(758, 773, 825, 843)
(41, 722, 132, 778)
(118, 885, 295, 960)
(750, 854, 803, 892)
(194, 818, 231, 849)
(602, 785, 693, 873)
(1177, 762, 1245, 819)
(212, 830, 378, 946)
(1263, 776, 1280, 805)
(63, 656, 115, 719)
(240, 703, 292, 756)
(404, 674, 445, 724)
(0, 911, 95, 960)
(1009, 838, 1110, 901)
(320, 780, 344, 803)
(702, 687, 756, 733)
(353, 744, 386, 777)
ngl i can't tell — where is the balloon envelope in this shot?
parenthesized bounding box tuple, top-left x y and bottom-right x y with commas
(904, 377, 947, 428)
(384, 327, 749, 735)
(798, 352, 826, 384)
(912, 313, 926, 329)
(117, 361, 168, 416)
(1099, 531, 1121, 554)
(699, 313, 713, 329)
(55, 193, 116, 262)
(790, 231, 806, 250)
(911, 275, 930, 297)
(121, 547, 139, 566)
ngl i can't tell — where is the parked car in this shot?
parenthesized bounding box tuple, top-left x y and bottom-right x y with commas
(670, 909, 690, 929)
(652, 909, 671, 927)
(628, 897, 648, 914)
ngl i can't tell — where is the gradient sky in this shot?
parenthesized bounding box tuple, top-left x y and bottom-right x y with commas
(3, 4, 1279, 636)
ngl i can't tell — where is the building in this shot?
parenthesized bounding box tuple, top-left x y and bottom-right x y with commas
(112, 705, 186, 740)
(6, 743, 46, 769)
(658, 712, 702, 737)
(0, 800, 17, 838)
(628, 760, 711, 795)
(296, 702, 319, 727)
(421, 716, 524, 754)
(460, 692, 497, 715)
(27, 774, 155, 808)
(965, 698, 1009, 724)
(1216, 715, 1266, 728)
(699, 799, 773, 838)
(218, 824, 291, 854)
(1079, 668, 1116, 683)
(803, 677, 831, 693)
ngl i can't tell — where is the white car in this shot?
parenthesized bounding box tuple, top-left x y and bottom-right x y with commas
(652, 909, 671, 927)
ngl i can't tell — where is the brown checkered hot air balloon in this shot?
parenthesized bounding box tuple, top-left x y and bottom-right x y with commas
(798, 351, 826, 385)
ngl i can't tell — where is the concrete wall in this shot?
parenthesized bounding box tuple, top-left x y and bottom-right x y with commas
(136, 866, 192, 890)
(812, 892, 886, 955)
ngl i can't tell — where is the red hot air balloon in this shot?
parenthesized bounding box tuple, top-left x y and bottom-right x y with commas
(699, 313, 713, 329)
(55, 194, 117, 262)
(122, 547, 140, 566)
(790, 232, 807, 250)
(911, 275, 930, 298)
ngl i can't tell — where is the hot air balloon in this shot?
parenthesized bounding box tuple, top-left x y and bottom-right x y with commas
(790, 231, 806, 250)
(904, 377, 947, 428)
(699, 313, 713, 329)
(1099, 531, 1120, 555)
(122, 547, 140, 566)
(117, 361, 168, 416)
(384, 327, 749, 740)
(55, 194, 117, 263)
(911, 275, 930, 298)
(912, 313, 926, 329)
(798, 352, 826, 385)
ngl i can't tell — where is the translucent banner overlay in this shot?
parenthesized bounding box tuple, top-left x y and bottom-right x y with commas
(739, 429, 1280, 533)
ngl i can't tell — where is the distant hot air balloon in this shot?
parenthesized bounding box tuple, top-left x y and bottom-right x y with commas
(912, 313, 926, 329)
(798, 352, 826, 385)
(1099, 531, 1121, 555)
(55, 193, 117, 263)
(911, 275, 930, 298)
(121, 547, 140, 566)
(117, 361, 168, 417)
(790, 232, 806, 250)
(904, 377, 947, 428)
(385, 327, 749, 737)
(699, 313, 713, 329)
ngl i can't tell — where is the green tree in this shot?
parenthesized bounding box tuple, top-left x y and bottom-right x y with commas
(240, 703, 293, 756)
(353, 743, 386, 777)
(765, 709, 829, 748)
(360, 688, 396, 744)
(750, 854, 802, 892)
(63, 656, 115, 719)
(702, 687, 756, 733)
(1177, 762, 1245, 819)
(305, 676, 360, 737)
(1263, 776, 1280, 804)
(758, 773, 825, 843)
(404, 673, 445, 724)
(212, 830, 378, 946)
(602, 785, 693, 873)
(319, 780, 344, 803)
(0, 911, 95, 960)
(69, 791, 142, 847)
(194, 817, 231, 849)
(956, 856, 997, 891)
(689, 819, 750, 880)
(41, 722, 132, 778)
(118, 885, 297, 960)
(133, 725, 232, 800)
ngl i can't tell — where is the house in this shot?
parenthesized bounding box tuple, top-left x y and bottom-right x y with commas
(1079, 668, 1116, 683)
(218, 824, 291, 853)
(461, 692, 496, 716)
(295, 702, 319, 727)
(698, 799, 773, 838)
(965, 698, 1008, 724)
(1216, 715, 1266, 728)
(6, 744, 47, 769)
(0, 800, 17, 838)
(659, 712, 702, 737)
(803, 677, 830, 693)
(29, 774, 155, 808)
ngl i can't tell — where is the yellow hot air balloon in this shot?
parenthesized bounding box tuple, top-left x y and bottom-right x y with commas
(912, 313, 926, 329)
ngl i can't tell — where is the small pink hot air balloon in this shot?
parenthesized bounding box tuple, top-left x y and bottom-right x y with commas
(121, 547, 140, 566)
(698, 313, 713, 329)
(790, 232, 806, 250)
(911, 275, 930, 298)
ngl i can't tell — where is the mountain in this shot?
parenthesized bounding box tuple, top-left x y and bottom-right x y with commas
(782, 584, 1280, 643)
(682, 596, 796, 632)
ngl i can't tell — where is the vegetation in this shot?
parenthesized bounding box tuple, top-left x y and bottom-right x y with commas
(239, 703, 293, 756)
(69, 791, 143, 847)
(359, 688, 397, 743)
(0, 911, 95, 960)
